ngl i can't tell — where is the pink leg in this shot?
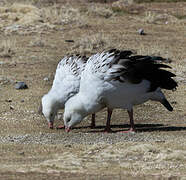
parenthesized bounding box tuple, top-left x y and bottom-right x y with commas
(120, 109, 136, 133)
(65, 127, 70, 132)
(104, 109, 113, 133)
(48, 122, 54, 129)
(90, 113, 96, 128)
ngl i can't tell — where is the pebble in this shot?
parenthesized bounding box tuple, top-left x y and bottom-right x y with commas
(5, 99, 12, 102)
(138, 28, 145, 35)
(10, 105, 14, 110)
(65, 40, 74, 43)
(15, 82, 28, 90)
(18, 152, 25, 156)
(43, 77, 49, 81)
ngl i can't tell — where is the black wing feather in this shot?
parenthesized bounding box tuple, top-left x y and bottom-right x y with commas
(106, 49, 177, 91)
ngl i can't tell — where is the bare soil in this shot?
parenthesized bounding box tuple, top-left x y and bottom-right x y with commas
(0, 1, 186, 179)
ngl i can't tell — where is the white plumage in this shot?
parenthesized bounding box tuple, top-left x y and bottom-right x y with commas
(64, 49, 177, 132)
(40, 55, 95, 129)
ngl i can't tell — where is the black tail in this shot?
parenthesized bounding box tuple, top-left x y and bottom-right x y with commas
(160, 98, 173, 111)
(127, 55, 178, 91)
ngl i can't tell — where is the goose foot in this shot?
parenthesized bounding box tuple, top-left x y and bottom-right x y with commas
(103, 127, 113, 133)
(56, 125, 65, 129)
(119, 128, 136, 133)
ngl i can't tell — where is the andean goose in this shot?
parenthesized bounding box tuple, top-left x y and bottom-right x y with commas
(63, 49, 177, 132)
(40, 55, 96, 129)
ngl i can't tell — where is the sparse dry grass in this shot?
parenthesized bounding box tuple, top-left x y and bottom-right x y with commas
(0, 38, 16, 58)
(41, 5, 88, 27)
(0, 3, 42, 25)
(111, 0, 144, 15)
(29, 36, 45, 47)
(86, 4, 113, 18)
(71, 33, 113, 54)
(142, 11, 179, 24)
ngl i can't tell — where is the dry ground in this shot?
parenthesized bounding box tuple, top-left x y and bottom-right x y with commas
(0, 0, 186, 179)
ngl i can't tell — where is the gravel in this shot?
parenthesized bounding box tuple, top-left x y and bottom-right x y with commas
(0, 131, 184, 145)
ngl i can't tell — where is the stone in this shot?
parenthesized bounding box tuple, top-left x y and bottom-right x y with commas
(5, 99, 12, 102)
(43, 77, 49, 81)
(10, 105, 14, 110)
(18, 152, 25, 156)
(138, 28, 145, 35)
(15, 82, 28, 90)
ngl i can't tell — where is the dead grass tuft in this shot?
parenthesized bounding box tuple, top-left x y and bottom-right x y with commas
(29, 36, 45, 47)
(112, 0, 144, 15)
(86, 4, 113, 18)
(142, 11, 179, 24)
(0, 39, 16, 58)
(0, 3, 42, 25)
(71, 33, 113, 54)
(42, 5, 88, 26)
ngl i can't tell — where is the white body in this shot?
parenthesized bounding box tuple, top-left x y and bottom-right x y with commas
(42, 56, 86, 124)
(64, 51, 166, 128)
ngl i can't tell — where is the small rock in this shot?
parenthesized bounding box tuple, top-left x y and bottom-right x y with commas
(64, 144, 72, 148)
(43, 77, 49, 81)
(21, 99, 24, 103)
(138, 28, 145, 35)
(18, 152, 25, 156)
(10, 105, 14, 110)
(171, 101, 177, 104)
(65, 40, 74, 43)
(5, 99, 12, 102)
(15, 82, 28, 90)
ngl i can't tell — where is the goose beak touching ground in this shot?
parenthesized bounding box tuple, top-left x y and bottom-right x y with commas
(38, 102, 54, 129)
(48, 122, 54, 129)
(40, 55, 98, 129)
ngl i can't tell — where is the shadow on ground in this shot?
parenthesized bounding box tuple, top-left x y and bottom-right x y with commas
(68, 124, 186, 133)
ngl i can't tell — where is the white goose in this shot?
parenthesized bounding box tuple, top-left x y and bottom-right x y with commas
(40, 55, 96, 129)
(64, 49, 177, 132)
